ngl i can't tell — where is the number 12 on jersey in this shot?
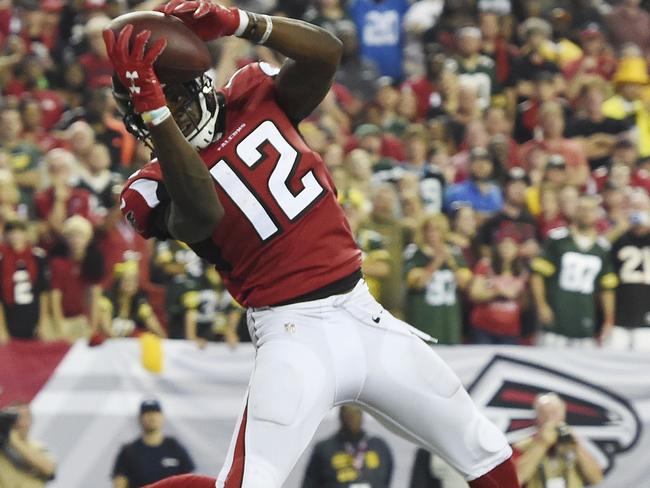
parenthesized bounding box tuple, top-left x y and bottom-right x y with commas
(209, 121, 325, 241)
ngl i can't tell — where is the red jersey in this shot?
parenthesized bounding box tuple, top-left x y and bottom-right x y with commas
(121, 63, 361, 307)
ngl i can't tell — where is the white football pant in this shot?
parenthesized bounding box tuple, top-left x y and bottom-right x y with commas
(216, 280, 511, 487)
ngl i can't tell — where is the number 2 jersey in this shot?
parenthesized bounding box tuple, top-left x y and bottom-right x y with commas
(531, 227, 618, 337)
(121, 63, 362, 307)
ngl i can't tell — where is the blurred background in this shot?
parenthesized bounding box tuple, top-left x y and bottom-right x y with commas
(1, 0, 650, 487)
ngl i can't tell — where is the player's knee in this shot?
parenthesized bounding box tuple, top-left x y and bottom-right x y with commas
(249, 359, 303, 425)
(471, 416, 510, 456)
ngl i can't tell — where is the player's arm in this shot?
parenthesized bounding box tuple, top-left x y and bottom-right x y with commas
(161, 0, 342, 121)
(150, 118, 224, 242)
(103, 26, 223, 244)
(248, 16, 342, 121)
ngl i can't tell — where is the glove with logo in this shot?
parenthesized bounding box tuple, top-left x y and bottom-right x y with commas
(158, 0, 246, 41)
(103, 25, 167, 114)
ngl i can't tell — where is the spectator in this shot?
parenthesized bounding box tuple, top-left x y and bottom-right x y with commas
(34, 148, 96, 248)
(444, 147, 504, 221)
(0, 168, 24, 234)
(447, 205, 478, 267)
(565, 78, 632, 171)
(479, 8, 518, 94)
(333, 19, 380, 105)
(112, 399, 195, 488)
(0, 220, 51, 343)
(361, 183, 411, 316)
(604, 0, 650, 53)
(476, 167, 539, 260)
(405, 214, 471, 344)
(354, 124, 396, 172)
(484, 106, 521, 170)
(302, 405, 393, 488)
(49, 215, 104, 341)
(513, 392, 604, 487)
(76, 142, 123, 216)
(401, 42, 446, 120)
(536, 187, 565, 238)
(602, 56, 650, 157)
(445, 25, 498, 109)
(0, 107, 42, 205)
(520, 101, 590, 187)
(98, 260, 166, 339)
(512, 18, 560, 96)
(531, 195, 618, 347)
(468, 230, 530, 344)
(0, 402, 56, 487)
(514, 71, 561, 144)
(562, 24, 616, 82)
(77, 14, 113, 89)
(609, 191, 650, 350)
(180, 266, 240, 349)
(348, 0, 410, 81)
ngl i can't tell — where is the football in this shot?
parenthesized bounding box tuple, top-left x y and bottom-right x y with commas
(105, 11, 212, 83)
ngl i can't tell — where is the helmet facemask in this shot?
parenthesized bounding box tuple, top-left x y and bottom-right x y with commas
(112, 72, 222, 152)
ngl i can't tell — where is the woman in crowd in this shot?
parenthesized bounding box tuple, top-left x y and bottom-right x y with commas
(468, 230, 530, 345)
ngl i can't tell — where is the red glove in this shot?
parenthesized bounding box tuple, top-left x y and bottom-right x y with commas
(158, 0, 243, 42)
(102, 25, 167, 114)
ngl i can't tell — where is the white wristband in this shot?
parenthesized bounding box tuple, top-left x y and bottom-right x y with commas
(258, 14, 273, 44)
(234, 9, 249, 37)
(142, 106, 172, 127)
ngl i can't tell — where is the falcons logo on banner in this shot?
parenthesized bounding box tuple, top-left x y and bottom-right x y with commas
(467, 355, 642, 472)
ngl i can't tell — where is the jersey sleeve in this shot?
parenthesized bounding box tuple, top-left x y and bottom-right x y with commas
(531, 236, 560, 278)
(121, 174, 171, 240)
(598, 246, 619, 290)
(221, 62, 280, 104)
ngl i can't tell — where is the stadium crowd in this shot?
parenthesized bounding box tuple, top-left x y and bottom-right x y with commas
(1, 0, 650, 351)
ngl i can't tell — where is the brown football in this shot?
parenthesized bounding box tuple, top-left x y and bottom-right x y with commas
(105, 11, 212, 83)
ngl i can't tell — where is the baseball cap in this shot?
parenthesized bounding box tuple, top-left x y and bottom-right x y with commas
(547, 154, 566, 169)
(354, 124, 382, 138)
(580, 23, 603, 39)
(456, 25, 482, 39)
(376, 76, 397, 89)
(140, 399, 162, 415)
(505, 166, 530, 185)
(469, 147, 491, 161)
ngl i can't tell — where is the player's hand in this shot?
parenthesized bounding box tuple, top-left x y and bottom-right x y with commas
(158, 0, 242, 42)
(102, 25, 167, 113)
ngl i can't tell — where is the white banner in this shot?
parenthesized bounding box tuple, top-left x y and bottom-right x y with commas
(29, 341, 650, 487)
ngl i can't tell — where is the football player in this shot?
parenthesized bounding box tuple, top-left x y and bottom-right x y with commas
(104, 1, 520, 487)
